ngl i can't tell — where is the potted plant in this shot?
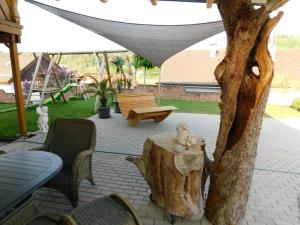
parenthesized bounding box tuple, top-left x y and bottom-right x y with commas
(113, 78, 125, 113)
(126, 78, 133, 91)
(91, 77, 114, 118)
(111, 56, 126, 113)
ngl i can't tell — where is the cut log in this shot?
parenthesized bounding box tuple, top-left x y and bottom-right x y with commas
(127, 133, 206, 220)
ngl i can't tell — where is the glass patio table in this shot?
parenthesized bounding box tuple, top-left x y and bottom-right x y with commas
(0, 150, 62, 218)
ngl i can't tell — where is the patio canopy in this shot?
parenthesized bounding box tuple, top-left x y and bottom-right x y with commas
(26, 0, 224, 67)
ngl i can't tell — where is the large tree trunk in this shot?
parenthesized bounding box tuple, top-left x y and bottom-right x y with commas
(205, 0, 285, 224)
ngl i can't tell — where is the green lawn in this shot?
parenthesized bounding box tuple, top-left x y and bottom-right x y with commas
(159, 99, 300, 118)
(1, 98, 300, 137)
(0, 103, 15, 111)
(159, 99, 220, 114)
(265, 105, 300, 118)
(0, 97, 96, 137)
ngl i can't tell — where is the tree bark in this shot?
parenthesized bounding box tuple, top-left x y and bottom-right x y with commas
(127, 134, 205, 220)
(205, 0, 285, 224)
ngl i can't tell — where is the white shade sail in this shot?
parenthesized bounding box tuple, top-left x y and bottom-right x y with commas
(27, 0, 224, 67)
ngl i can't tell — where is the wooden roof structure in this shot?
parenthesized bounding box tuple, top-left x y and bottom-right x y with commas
(99, 0, 271, 7)
(0, 0, 27, 136)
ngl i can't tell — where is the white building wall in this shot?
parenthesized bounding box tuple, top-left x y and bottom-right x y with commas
(0, 83, 15, 94)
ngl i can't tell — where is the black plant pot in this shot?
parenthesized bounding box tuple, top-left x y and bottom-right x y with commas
(114, 100, 121, 113)
(98, 106, 111, 118)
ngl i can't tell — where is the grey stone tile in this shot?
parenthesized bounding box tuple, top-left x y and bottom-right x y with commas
(7, 113, 300, 225)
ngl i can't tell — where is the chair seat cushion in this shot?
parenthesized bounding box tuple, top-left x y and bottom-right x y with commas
(71, 196, 135, 225)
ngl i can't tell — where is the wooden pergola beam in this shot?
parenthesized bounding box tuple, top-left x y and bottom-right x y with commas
(206, 0, 270, 8)
(151, 0, 158, 5)
(0, 19, 22, 36)
(98, 0, 270, 6)
(207, 0, 213, 8)
(158, 0, 270, 5)
(8, 35, 27, 136)
(99, 0, 157, 5)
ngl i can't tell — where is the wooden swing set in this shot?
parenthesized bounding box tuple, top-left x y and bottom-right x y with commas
(25, 53, 67, 109)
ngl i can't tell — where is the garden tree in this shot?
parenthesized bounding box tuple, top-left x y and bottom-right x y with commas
(132, 54, 155, 90)
(126, 55, 134, 76)
(205, 0, 288, 224)
(132, 54, 142, 83)
(111, 56, 126, 85)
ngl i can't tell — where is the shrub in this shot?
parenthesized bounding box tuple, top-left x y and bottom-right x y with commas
(291, 98, 300, 111)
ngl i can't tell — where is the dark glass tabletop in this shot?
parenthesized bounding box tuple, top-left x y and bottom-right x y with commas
(0, 151, 62, 216)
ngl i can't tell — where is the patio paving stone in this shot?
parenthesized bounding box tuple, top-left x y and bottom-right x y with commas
(2, 112, 299, 225)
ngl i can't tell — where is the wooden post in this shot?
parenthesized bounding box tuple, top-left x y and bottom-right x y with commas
(150, 0, 157, 5)
(50, 54, 67, 103)
(39, 56, 56, 107)
(33, 53, 46, 74)
(25, 53, 43, 109)
(8, 34, 27, 136)
(206, 0, 214, 8)
(103, 51, 112, 86)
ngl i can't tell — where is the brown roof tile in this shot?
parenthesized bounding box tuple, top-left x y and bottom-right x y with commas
(273, 49, 300, 79)
(160, 50, 224, 86)
(0, 53, 35, 82)
(160, 49, 300, 86)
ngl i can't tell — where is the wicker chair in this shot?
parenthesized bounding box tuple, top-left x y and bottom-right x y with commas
(59, 194, 143, 225)
(201, 148, 212, 199)
(37, 118, 96, 208)
(0, 150, 6, 154)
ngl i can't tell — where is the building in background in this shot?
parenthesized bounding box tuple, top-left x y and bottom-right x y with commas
(0, 53, 58, 103)
(158, 50, 223, 101)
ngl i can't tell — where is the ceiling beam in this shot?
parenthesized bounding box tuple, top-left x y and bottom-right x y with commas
(158, 0, 270, 5)
(151, 0, 158, 5)
(206, 0, 213, 8)
(97, 0, 272, 7)
(99, 0, 157, 5)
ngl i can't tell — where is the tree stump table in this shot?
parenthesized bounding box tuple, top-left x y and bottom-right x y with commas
(126, 133, 206, 223)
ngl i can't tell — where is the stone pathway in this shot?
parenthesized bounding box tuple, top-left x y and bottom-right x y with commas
(0, 142, 8, 147)
(1, 112, 300, 225)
